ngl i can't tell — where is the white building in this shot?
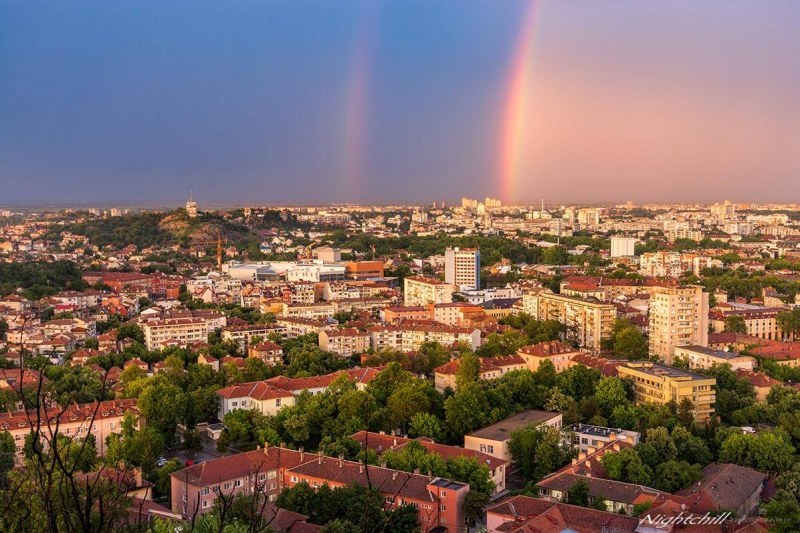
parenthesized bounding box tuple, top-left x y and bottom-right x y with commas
(444, 247, 480, 290)
(610, 236, 637, 258)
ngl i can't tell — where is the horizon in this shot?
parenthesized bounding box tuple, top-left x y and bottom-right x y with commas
(2, 0, 799, 204)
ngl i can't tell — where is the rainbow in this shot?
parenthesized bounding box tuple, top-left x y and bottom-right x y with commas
(343, 5, 378, 196)
(499, 0, 543, 203)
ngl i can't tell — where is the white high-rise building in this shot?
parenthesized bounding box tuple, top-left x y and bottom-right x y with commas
(445, 247, 480, 290)
(648, 285, 709, 364)
(610, 236, 638, 258)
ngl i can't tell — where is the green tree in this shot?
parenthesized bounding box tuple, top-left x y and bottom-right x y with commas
(601, 448, 653, 485)
(654, 460, 702, 492)
(567, 478, 590, 507)
(455, 352, 481, 389)
(408, 412, 443, 442)
(765, 463, 800, 532)
(613, 327, 649, 361)
(595, 377, 629, 416)
(723, 315, 748, 334)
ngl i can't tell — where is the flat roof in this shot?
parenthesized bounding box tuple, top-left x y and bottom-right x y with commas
(676, 345, 747, 360)
(467, 410, 560, 442)
(622, 362, 712, 381)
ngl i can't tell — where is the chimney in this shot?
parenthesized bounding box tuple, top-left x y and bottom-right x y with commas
(380, 460, 387, 469)
(264, 446, 269, 456)
(318, 456, 323, 464)
(132, 467, 143, 487)
(393, 471, 398, 480)
(609, 432, 617, 442)
(359, 464, 365, 474)
(393, 438, 397, 446)
(578, 452, 587, 461)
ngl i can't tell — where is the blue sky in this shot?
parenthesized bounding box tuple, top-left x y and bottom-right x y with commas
(1, 1, 799, 206)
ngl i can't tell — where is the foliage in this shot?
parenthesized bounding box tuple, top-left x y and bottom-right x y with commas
(509, 424, 573, 481)
(0, 260, 88, 300)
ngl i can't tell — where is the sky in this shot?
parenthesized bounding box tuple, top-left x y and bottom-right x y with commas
(1, 0, 799, 207)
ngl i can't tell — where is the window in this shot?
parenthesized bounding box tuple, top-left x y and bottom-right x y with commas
(202, 488, 210, 495)
(202, 500, 210, 509)
(441, 504, 447, 511)
(488, 445, 494, 454)
(234, 480, 242, 488)
(441, 490, 446, 497)
(276, 398, 282, 407)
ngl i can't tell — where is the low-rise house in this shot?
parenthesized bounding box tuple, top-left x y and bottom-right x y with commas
(247, 341, 284, 366)
(537, 471, 666, 516)
(672, 345, 755, 371)
(217, 381, 296, 418)
(486, 495, 639, 533)
(465, 410, 562, 462)
(735, 369, 783, 401)
(673, 463, 768, 519)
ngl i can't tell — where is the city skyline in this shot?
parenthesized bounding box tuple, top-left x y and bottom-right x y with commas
(2, 0, 799, 205)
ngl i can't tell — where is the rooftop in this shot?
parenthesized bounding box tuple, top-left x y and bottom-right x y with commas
(467, 410, 560, 442)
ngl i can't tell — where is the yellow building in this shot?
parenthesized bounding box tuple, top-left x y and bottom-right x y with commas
(403, 276, 454, 306)
(532, 291, 616, 352)
(648, 285, 709, 363)
(617, 362, 716, 422)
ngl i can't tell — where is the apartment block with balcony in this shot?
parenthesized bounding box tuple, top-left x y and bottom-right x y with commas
(617, 362, 716, 422)
(648, 285, 709, 363)
(403, 276, 454, 306)
(532, 291, 616, 352)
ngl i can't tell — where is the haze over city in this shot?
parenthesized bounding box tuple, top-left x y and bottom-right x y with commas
(2, 0, 800, 206)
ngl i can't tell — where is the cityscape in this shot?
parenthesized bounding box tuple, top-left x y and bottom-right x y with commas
(2, 1, 800, 533)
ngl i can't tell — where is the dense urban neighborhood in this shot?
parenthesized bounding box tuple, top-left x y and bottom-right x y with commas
(3, 199, 800, 532)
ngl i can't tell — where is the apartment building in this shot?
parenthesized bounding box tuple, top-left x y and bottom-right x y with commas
(403, 276, 454, 306)
(567, 423, 640, 452)
(465, 410, 563, 462)
(285, 456, 469, 533)
(275, 317, 335, 338)
(517, 341, 580, 373)
(142, 318, 208, 351)
(220, 324, 283, 346)
(532, 292, 616, 351)
(444, 247, 480, 290)
(709, 307, 787, 341)
(617, 362, 716, 422)
(368, 323, 482, 352)
(351, 430, 509, 494)
(318, 328, 370, 357)
(170, 447, 320, 518)
(648, 285, 709, 363)
(672, 345, 755, 371)
(0, 399, 140, 464)
(434, 355, 527, 391)
(280, 301, 336, 319)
